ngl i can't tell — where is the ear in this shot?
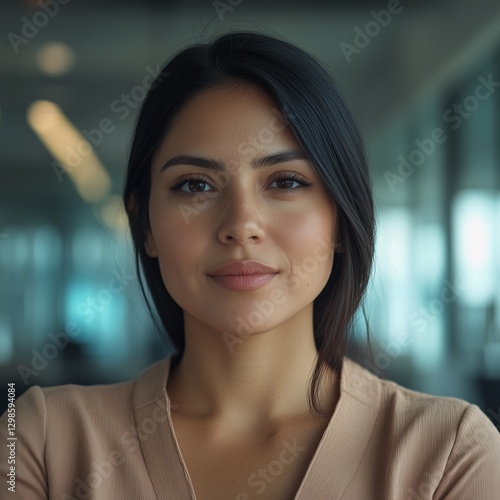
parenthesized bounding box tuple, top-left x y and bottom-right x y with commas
(144, 230, 158, 257)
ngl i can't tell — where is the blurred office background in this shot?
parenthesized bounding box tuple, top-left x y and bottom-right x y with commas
(0, 0, 499, 427)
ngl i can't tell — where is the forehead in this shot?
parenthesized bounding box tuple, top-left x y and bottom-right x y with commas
(153, 83, 301, 167)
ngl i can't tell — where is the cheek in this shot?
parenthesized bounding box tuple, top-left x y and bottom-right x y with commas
(279, 209, 335, 257)
(148, 198, 205, 281)
(150, 187, 201, 246)
(152, 223, 200, 303)
(154, 219, 202, 267)
(277, 209, 335, 293)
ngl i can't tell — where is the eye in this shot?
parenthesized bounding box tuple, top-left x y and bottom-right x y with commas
(268, 172, 312, 192)
(169, 175, 215, 196)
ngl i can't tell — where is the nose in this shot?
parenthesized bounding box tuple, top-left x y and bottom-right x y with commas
(217, 189, 266, 245)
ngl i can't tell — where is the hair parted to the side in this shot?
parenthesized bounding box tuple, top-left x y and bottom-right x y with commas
(123, 30, 376, 419)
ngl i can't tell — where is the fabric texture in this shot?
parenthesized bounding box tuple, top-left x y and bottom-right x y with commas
(1, 354, 500, 499)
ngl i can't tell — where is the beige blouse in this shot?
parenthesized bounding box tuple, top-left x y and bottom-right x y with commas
(1, 354, 499, 499)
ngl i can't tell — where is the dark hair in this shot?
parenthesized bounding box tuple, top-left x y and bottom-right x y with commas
(123, 30, 376, 418)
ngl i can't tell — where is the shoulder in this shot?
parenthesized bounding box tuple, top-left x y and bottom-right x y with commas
(0, 360, 170, 498)
(43, 377, 137, 420)
(343, 356, 474, 427)
(0, 377, 140, 454)
(0, 361, 163, 457)
(0, 381, 138, 498)
(9, 355, 172, 423)
(342, 357, 500, 497)
(344, 356, 499, 440)
(373, 368, 500, 454)
(3, 377, 137, 428)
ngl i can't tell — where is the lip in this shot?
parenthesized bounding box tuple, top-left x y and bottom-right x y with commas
(208, 260, 278, 276)
(207, 260, 278, 291)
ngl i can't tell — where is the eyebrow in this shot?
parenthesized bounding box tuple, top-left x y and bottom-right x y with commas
(159, 148, 309, 173)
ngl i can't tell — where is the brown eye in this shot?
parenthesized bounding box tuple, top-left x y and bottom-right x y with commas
(274, 178, 298, 190)
(269, 173, 312, 192)
(169, 175, 215, 196)
(187, 181, 207, 193)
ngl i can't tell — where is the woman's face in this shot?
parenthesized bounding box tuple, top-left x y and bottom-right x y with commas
(146, 83, 339, 338)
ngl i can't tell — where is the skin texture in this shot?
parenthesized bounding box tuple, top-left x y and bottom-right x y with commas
(145, 82, 341, 436)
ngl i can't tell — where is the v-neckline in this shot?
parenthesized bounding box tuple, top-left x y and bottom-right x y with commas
(132, 355, 381, 499)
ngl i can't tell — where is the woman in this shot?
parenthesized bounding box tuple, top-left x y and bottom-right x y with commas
(2, 31, 500, 500)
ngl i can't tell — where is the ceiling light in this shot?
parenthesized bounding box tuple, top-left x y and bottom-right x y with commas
(36, 42, 75, 76)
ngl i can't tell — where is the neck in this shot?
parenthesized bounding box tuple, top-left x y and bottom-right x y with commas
(166, 304, 339, 432)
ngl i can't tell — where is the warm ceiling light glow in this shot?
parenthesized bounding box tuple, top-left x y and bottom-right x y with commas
(27, 100, 111, 204)
(26, 100, 61, 132)
(36, 42, 75, 76)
